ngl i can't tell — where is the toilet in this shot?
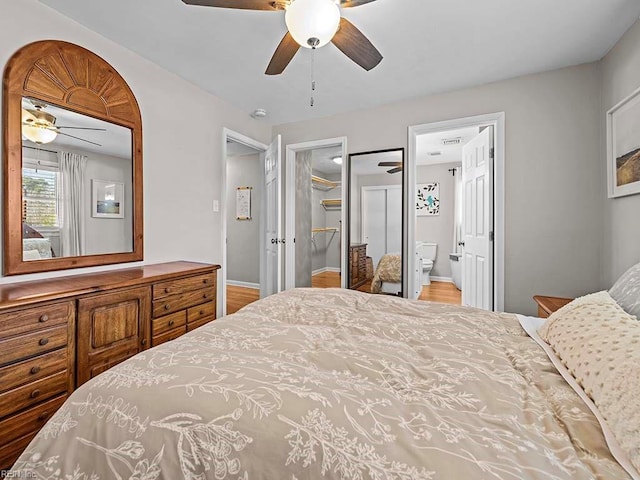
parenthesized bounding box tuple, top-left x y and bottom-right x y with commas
(416, 242, 437, 285)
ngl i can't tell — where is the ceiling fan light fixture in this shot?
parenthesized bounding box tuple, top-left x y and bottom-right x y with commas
(285, 0, 341, 49)
(21, 108, 58, 144)
(332, 156, 342, 165)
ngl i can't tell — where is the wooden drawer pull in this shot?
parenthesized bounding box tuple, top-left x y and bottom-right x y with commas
(164, 304, 170, 310)
(141, 339, 147, 346)
(30, 389, 41, 399)
(39, 338, 49, 346)
(203, 279, 209, 284)
(30, 366, 41, 375)
(164, 287, 170, 294)
(202, 293, 208, 299)
(168, 320, 175, 326)
(37, 411, 50, 422)
(39, 314, 49, 323)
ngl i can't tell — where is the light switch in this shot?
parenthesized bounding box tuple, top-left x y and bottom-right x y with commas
(213, 200, 219, 212)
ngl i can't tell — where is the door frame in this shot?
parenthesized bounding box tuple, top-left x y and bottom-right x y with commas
(407, 112, 505, 311)
(221, 128, 269, 317)
(285, 136, 348, 289)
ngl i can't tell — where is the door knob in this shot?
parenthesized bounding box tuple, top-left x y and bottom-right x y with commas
(458, 241, 465, 247)
(271, 238, 276, 244)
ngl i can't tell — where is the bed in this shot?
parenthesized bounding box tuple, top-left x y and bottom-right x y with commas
(10, 283, 640, 479)
(371, 253, 401, 294)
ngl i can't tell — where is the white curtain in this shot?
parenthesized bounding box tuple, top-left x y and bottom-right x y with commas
(58, 151, 87, 256)
(452, 167, 463, 254)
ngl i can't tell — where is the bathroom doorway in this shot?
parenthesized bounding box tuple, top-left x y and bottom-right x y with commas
(408, 113, 505, 311)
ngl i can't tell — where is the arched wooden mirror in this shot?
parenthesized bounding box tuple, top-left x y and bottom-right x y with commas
(3, 40, 143, 275)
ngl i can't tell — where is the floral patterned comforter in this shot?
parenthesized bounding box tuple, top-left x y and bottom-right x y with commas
(371, 254, 401, 293)
(12, 288, 630, 479)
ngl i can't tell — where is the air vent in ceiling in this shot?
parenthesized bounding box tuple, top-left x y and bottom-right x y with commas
(442, 137, 462, 146)
(427, 151, 442, 156)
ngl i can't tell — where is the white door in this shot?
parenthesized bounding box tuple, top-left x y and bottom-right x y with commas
(263, 135, 282, 297)
(362, 185, 401, 269)
(461, 127, 493, 309)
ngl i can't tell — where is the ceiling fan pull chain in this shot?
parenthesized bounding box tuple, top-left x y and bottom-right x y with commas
(310, 47, 316, 107)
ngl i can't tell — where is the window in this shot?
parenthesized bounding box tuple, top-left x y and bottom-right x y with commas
(22, 161, 59, 230)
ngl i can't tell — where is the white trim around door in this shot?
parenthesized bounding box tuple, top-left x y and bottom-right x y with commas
(408, 112, 505, 311)
(285, 137, 348, 290)
(221, 128, 269, 317)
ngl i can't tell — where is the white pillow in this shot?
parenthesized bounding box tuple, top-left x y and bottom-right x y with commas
(609, 261, 640, 320)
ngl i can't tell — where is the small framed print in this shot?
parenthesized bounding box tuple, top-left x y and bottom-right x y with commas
(92, 179, 124, 218)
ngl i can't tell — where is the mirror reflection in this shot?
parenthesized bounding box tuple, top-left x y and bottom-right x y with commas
(21, 97, 133, 261)
(348, 149, 404, 295)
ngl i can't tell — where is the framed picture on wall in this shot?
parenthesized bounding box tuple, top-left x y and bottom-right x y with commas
(417, 183, 440, 216)
(607, 84, 640, 198)
(236, 186, 252, 220)
(92, 180, 124, 218)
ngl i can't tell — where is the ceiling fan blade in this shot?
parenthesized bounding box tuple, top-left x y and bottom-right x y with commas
(378, 161, 402, 167)
(265, 32, 300, 75)
(331, 18, 382, 71)
(182, 0, 280, 10)
(387, 167, 402, 174)
(340, 0, 377, 7)
(53, 126, 107, 131)
(56, 131, 102, 147)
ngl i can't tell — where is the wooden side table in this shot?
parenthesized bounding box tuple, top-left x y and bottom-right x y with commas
(533, 295, 574, 318)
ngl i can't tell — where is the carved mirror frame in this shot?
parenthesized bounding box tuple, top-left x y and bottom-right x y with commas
(3, 40, 143, 275)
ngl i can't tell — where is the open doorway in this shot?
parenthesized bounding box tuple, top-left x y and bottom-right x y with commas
(285, 137, 348, 290)
(408, 113, 505, 311)
(222, 129, 284, 317)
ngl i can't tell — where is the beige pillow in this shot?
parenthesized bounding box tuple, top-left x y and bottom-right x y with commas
(538, 290, 640, 473)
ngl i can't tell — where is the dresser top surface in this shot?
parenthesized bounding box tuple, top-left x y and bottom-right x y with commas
(0, 262, 220, 309)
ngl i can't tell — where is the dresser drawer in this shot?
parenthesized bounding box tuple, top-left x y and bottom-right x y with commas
(152, 287, 215, 317)
(187, 316, 214, 332)
(187, 301, 215, 325)
(0, 394, 66, 447)
(0, 349, 67, 393)
(153, 273, 216, 300)
(0, 325, 68, 367)
(152, 326, 186, 347)
(152, 310, 186, 336)
(0, 371, 67, 419)
(0, 301, 72, 341)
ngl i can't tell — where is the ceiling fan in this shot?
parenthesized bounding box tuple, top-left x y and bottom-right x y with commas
(21, 100, 106, 146)
(378, 161, 402, 174)
(182, 0, 383, 75)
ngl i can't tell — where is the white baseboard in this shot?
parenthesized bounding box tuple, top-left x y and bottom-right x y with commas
(430, 276, 454, 283)
(227, 279, 260, 289)
(312, 267, 341, 276)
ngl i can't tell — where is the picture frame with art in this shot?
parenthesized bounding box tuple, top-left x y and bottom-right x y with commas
(607, 84, 640, 198)
(92, 180, 125, 218)
(416, 183, 440, 216)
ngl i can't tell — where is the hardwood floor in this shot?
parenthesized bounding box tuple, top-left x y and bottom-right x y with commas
(226, 285, 259, 314)
(226, 276, 461, 315)
(419, 281, 461, 305)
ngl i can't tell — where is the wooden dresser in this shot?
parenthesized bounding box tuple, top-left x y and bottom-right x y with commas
(0, 261, 219, 470)
(349, 244, 368, 289)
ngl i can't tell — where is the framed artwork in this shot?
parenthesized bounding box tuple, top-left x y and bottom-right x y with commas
(607, 85, 640, 198)
(236, 186, 252, 220)
(417, 183, 440, 216)
(92, 180, 124, 218)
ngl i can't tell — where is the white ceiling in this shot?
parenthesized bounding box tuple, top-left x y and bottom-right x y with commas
(416, 126, 478, 166)
(312, 145, 343, 175)
(38, 0, 640, 125)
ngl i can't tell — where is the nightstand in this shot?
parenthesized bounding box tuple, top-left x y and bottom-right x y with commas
(533, 295, 574, 318)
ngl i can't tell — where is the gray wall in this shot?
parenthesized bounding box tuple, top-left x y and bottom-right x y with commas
(84, 152, 133, 256)
(275, 63, 603, 316)
(415, 163, 459, 279)
(601, 19, 640, 286)
(311, 182, 327, 273)
(226, 154, 262, 285)
(324, 175, 342, 271)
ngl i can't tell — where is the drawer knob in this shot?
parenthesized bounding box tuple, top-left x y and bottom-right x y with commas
(203, 293, 208, 299)
(164, 287, 170, 294)
(199, 310, 204, 316)
(39, 338, 49, 346)
(141, 339, 147, 346)
(30, 389, 41, 399)
(39, 314, 49, 323)
(164, 304, 170, 310)
(30, 366, 41, 375)
(37, 411, 49, 422)
(168, 320, 175, 326)
(203, 279, 209, 284)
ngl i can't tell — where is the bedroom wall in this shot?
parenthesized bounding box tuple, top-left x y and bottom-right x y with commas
(226, 154, 261, 286)
(601, 19, 640, 286)
(0, 1, 272, 314)
(415, 163, 459, 280)
(274, 63, 603, 316)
